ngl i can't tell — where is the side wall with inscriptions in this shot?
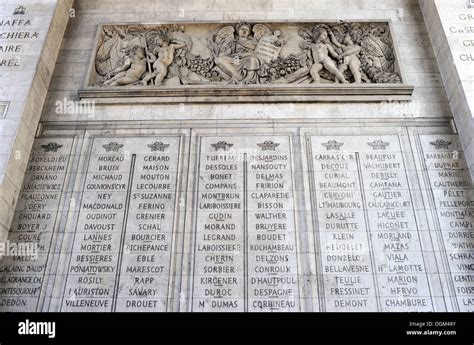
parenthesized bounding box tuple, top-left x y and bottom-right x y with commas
(0, 0, 73, 245)
(419, 0, 474, 180)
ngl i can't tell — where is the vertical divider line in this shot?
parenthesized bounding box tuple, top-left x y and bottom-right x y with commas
(244, 152, 248, 312)
(288, 135, 302, 312)
(398, 135, 435, 310)
(51, 132, 86, 312)
(112, 153, 136, 312)
(59, 137, 94, 312)
(167, 136, 182, 312)
(410, 133, 448, 311)
(38, 140, 73, 312)
(355, 152, 382, 312)
(190, 135, 202, 312)
(306, 136, 325, 312)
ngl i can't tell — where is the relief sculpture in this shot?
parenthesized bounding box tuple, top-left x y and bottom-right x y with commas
(92, 21, 402, 87)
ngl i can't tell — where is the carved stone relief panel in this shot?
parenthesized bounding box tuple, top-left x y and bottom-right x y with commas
(80, 21, 412, 102)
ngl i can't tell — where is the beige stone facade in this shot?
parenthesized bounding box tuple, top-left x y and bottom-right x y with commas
(0, 0, 473, 312)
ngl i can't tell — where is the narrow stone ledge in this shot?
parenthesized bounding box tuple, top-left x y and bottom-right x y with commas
(78, 83, 414, 103)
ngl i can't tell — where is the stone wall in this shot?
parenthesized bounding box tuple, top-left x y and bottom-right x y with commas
(0, 0, 73, 244)
(419, 0, 474, 180)
(1, 0, 473, 313)
(43, 0, 450, 125)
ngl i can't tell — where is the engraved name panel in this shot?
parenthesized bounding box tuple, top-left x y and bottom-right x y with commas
(421, 135, 474, 311)
(60, 137, 180, 312)
(310, 136, 433, 312)
(0, 139, 73, 311)
(191, 136, 301, 312)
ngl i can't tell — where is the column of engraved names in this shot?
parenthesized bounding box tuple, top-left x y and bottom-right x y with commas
(61, 140, 131, 311)
(247, 138, 300, 311)
(115, 138, 179, 311)
(311, 138, 377, 311)
(360, 137, 433, 311)
(0, 139, 72, 311)
(421, 135, 474, 311)
(192, 139, 244, 311)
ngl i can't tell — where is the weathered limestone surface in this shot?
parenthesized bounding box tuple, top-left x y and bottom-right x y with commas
(1, 126, 473, 312)
(419, 0, 474, 180)
(0, 0, 473, 312)
(43, 0, 451, 124)
(0, 0, 73, 245)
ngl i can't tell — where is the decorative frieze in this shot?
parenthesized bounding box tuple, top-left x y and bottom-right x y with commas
(80, 21, 412, 102)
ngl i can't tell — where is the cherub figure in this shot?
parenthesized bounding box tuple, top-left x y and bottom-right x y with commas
(329, 31, 362, 83)
(141, 32, 186, 86)
(305, 27, 347, 84)
(103, 45, 147, 86)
